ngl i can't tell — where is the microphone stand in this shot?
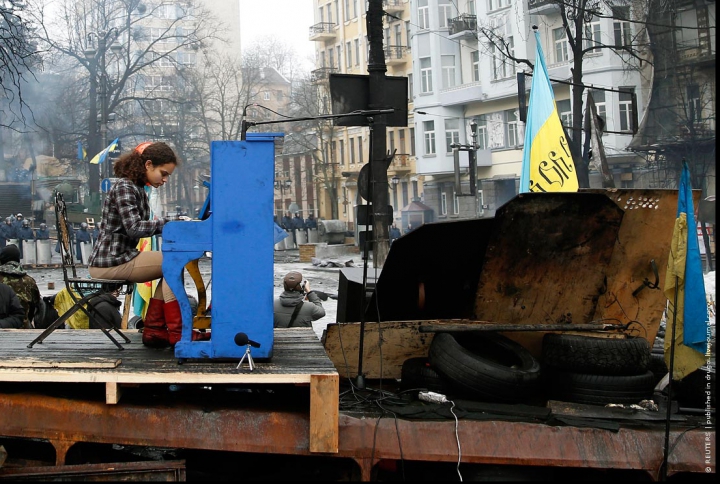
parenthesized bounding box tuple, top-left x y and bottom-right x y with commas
(237, 344, 256, 371)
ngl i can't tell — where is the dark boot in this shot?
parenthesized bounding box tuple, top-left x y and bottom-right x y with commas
(141, 298, 170, 348)
(165, 300, 211, 346)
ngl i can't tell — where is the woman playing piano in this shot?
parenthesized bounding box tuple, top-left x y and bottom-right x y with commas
(88, 141, 208, 348)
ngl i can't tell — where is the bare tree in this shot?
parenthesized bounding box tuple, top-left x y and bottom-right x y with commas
(631, 0, 715, 195)
(477, 0, 652, 187)
(287, 77, 340, 220)
(30, 0, 222, 194)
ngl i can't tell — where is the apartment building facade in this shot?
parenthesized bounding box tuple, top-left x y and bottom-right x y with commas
(309, 0, 421, 232)
(410, 0, 657, 219)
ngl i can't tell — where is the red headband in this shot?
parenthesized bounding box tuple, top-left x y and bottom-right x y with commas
(135, 142, 153, 155)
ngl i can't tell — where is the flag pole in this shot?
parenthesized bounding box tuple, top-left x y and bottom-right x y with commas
(661, 274, 680, 481)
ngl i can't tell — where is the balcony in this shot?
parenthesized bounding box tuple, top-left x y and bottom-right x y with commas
(384, 45, 409, 65)
(439, 81, 484, 107)
(527, 0, 561, 16)
(309, 22, 336, 41)
(388, 153, 412, 174)
(448, 14, 477, 40)
(310, 66, 338, 83)
(383, 0, 405, 15)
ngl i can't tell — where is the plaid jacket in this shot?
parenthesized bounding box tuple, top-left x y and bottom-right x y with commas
(89, 179, 166, 268)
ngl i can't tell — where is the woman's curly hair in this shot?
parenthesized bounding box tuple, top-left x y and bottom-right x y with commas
(113, 142, 178, 186)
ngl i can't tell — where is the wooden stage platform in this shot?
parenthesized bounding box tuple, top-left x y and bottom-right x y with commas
(0, 328, 339, 454)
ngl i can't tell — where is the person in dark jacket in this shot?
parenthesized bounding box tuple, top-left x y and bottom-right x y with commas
(0, 244, 41, 328)
(88, 288, 123, 329)
(281, 212, 293, 231)
(0, 281, 25, 328)
(16, 219, 36, 260)
(0, 217, 16, 248)
(91, 226, 100, 244)
(304, 213, 317, 230)
(75, 222, 92, 262)
(35, 223, 50, 240)
(273, 271, 325, 328)
(389, 223, 401, 245)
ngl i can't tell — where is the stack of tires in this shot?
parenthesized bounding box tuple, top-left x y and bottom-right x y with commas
(542, 334, 656, 405)
(401, 332, 542, 403)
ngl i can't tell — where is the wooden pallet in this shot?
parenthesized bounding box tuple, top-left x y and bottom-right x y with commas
(0, 328, 339, 453)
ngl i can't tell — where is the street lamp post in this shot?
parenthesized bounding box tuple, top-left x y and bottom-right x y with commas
(85, 29, 120, 194)
(470, 120, 479, 218)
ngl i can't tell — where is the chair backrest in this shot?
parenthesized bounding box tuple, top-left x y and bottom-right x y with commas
(54, 192, 79, 281)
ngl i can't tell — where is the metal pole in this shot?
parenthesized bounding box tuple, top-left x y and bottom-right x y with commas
(470, 121, 479, 217)
(87, 52, 99, 197)
(99, 36, 109, 183)
(367, 0, 389, 268)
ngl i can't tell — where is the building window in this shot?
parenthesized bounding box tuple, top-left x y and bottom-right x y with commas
(349, 137, 355, 164)
(335, 0, 340, 24)
(263, 91, 270, 101)
(553, 27, 569, 62)
(505, 109, 520, 147)
(557, 99, 572, 129)
(441, 192, 447, 215)
(327, 2, 333, 23)
(490, 39, 514, 81)
(344, 0, 349, 21)
(619, 87, 634, 132)
(584, 18, 602, 54)
(336, 45, 342, 67)
(468, 0, 476, 15)
(405, 21, 411, 46)
(402, 182, 409, 207)
(339, 139, 345, 165)
(420, 57, 433, 93)
(475, 115, 488, 150)
(353, 0, 358, 18)
(409, 127, 416, 156)
(328, 47, 335, 68)
(438, 1, 453, 29)
(612, 6, 632, 47)
(687, 84, 702, 122)
(418, 0, 429, 29)
(398, 129, 406, 153)
(445, 118, 460, 153)
(471, 51, 480, 82)
(441, 55, 456, 89)
(423, 120, 436, 155)
(354, 38, 360, 65)
(346, 41, 352, 67)
(453, 193, 459, 214)
(394, 24, 402, 46)
(408, 73, 414, 99)
(412, 180, 419, 199)
(358, 137, 364, 164)
(388, 131, 395, 153)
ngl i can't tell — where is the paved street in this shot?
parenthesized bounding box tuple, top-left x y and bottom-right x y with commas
(23, 248, 361, 340)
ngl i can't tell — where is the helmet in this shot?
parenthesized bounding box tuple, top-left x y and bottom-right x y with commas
(22, 220, 30, 227)
(40, 223, 47, 229)
(80, 222, 88, 229)
(16, 213, 23, 218)
(4, 217, 10, 223)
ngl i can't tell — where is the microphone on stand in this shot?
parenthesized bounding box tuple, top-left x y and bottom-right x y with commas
(234, 332, 261, 348)
(235, 332, 260, 371)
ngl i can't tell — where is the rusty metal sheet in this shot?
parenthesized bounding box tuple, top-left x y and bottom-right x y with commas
(0, 460, 186, 481)
(585, 189, 701, 346)
(0, 391, 712, 480)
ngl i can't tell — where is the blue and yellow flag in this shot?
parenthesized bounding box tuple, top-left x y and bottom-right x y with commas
(132, 186, 159, 319)
(89, 137, 119, 165)
(520, 31, 579, 193)
(663, 161, 708, 379)
(77, 141, 87, 161)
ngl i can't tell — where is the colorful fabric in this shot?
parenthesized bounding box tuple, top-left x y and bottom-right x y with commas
(520, 31, 579, 193)
(89, 138, 119, 165)
(663, 162, 708, 379)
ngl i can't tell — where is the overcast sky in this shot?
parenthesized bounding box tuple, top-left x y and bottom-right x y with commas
(239, 0, 315, 71)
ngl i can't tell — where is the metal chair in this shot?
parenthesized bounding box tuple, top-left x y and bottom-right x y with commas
(27, 192, 132, 350)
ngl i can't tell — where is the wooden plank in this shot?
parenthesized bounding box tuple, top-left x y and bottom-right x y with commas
(0, 358, 121, 369)
(106, 382, 121, 404)
(309, 373, 339, 453)
(323, 321, 436, 380)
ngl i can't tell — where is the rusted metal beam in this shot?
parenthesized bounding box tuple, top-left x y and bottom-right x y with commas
(0, 460, 186, 481)
(418, 320, 627, 333)
(0, 391, 712, 480)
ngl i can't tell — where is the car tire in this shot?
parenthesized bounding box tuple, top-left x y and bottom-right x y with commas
(400, 357, 449, 395)
(547, 369, 656, 405)
(542, 333, 650, 375)
(429, 332, 541, 402)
